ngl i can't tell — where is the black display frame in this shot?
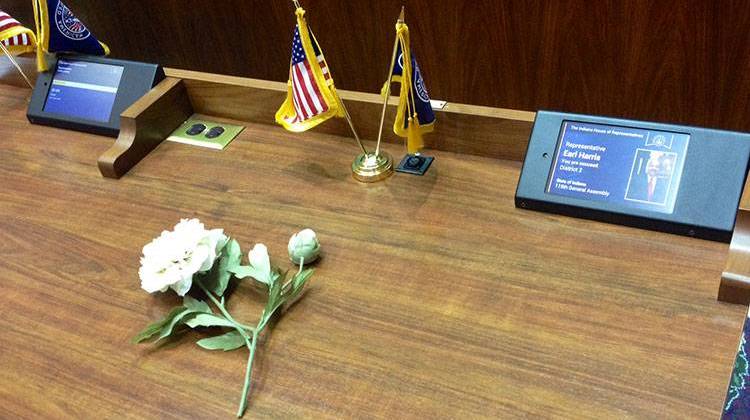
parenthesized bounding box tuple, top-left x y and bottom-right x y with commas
(515, 111, 750, 242)
(27, 54, 165, 137)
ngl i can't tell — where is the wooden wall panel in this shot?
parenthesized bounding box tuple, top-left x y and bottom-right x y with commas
(5, 1, 750, 132)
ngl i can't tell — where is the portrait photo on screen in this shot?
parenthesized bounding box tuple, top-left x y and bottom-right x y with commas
(546, 120, 689, 214)
(625, 150, 677, 206)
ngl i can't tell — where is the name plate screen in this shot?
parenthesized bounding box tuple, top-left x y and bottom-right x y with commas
(546, 121, 690, 214)
(43, 58, 124, 123)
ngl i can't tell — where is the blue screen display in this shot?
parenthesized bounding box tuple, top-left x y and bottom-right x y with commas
(547, 121, 690, 214)
(43, 59, 124, 123)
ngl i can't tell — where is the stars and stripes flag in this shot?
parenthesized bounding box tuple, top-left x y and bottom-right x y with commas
(275, 7, 344, 132)
(0, 10, 36, 55)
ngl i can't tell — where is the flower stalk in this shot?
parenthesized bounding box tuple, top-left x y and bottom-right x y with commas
(133, 221, 318, 417)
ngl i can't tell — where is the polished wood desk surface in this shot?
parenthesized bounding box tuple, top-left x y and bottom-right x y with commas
(0, 82, 744, 419)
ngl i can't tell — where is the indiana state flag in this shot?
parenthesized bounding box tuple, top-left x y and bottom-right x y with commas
(32, 0, 109, 71)
(385, 20, 435, 154)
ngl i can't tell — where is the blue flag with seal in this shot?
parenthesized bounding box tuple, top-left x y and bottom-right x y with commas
(382, 19, 434, 154)
(32, 0, 109, 71)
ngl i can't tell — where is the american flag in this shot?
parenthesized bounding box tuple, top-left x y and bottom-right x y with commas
(285, 25, 333, 125)
(0, 10, 33, 48)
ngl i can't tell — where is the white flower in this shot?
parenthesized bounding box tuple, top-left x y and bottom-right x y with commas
(248, 243, 273, 284)
(139, 219, 228, 296)
(288, 228, 320, 264)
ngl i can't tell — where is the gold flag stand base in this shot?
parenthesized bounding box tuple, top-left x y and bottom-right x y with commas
(352, 152, 394, 183)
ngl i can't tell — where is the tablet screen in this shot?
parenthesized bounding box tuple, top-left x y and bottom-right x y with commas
(546, 120, 690, 214)
(43, 58, 124, 123)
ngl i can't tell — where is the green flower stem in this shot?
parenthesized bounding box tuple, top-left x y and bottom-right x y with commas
(195, 279, 255, 333)
(237, 301, 286, 417)
(193, 277, 294, 417)
(195, 278, 266, 418)
(281, 258, 304, 294)
(257, 307, 278, 334)
(281, 279, 294, 293)
(237, 329, 258, 417)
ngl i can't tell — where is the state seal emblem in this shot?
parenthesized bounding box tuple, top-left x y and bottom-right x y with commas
(54, 1, 90, 41)
(413, 61, 430, 103)
(397, 53, 430, 103)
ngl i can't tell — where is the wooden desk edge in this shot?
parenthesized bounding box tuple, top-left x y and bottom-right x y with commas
(720, 177, 750, 304)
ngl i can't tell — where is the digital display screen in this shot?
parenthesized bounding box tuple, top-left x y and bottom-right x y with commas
(547, 121, 690, 214)
(43, 58, 124, 123)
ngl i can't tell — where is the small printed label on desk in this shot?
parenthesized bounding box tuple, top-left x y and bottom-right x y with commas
(430, 99, 447, 110)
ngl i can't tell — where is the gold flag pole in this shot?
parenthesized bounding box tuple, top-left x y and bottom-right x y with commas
(289, 0, 391, 181)
(0, 42, 34, 89)
(350, 8, 407, 182)
(374, 7, 404, 158)
(336, 95, 369, 155)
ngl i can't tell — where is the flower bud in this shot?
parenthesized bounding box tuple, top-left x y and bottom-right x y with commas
(248, 243, 272, 284)
(288, 228, 320, 265)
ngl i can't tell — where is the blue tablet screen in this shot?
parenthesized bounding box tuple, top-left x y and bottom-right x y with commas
(547, 121, 690, 214)
(43, 58, 124, 123)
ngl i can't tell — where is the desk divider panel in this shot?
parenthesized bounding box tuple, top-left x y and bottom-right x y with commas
(0, 58, 535, 164)
(168, 68, 536, 162)
(99, 67, 536, 180)
(98, 77, 192, 178)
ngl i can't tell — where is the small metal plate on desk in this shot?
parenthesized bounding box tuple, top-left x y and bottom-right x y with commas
(430, 99, 447, 110)
(167, 117, 244, 150)
(396, 154, 434, 175)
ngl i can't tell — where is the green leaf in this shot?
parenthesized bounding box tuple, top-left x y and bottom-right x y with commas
(132, 307, 189, 344)
(230, 265, 267, 283)
(224, 239, 242, 269)
(292, 268, 315, 291)
(214, 239, 242, 296)
(196, 331, 246, 351)
(133, 296, 223, 344)
(133, 322, 166, 344)
(264, 274, 283, 316)
(156, 310, 201, 342)
(183, 295, 212, 314)
(197, 265, 221, 296)
(185, 313, 236, 329)
(271, 267, 283, 286)
(274, 269, 287, 288)
(201, 239, 241, 296)
(280, 269, 312, 307)
(285, 268, 314, 298)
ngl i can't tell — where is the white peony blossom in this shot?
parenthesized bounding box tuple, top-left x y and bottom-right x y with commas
(139, 219, 228, 296)
(248, 243, 273, 284)
(288, 228, 320, 265)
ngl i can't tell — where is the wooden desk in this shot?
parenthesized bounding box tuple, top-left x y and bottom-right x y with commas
(0, 80, 744, 418)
